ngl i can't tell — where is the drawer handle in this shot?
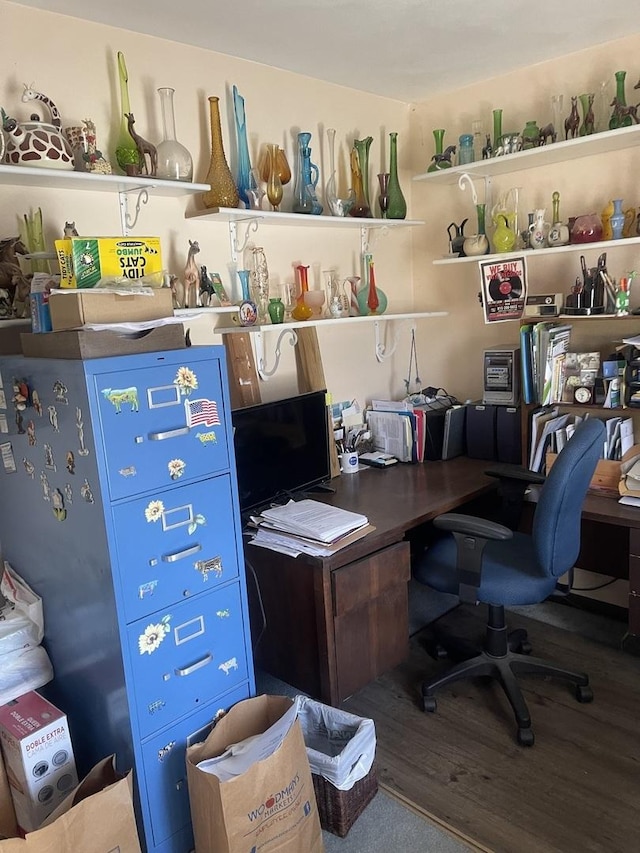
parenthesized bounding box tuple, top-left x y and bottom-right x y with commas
(162, 544, 202, 563)
(148, 427, 190, 441)
(175, 653, 212, 677)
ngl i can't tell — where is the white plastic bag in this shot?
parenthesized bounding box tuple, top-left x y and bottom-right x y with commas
(0, 644, 54, 706)
(0, 562, 45, 655)
(295, 696, 376, 791)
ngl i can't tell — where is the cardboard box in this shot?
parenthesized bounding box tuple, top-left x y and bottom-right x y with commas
(54, 237, 163, 289)
(546, 451, 621, 498)
(48, 288, 173, 331)
(21, 323, 186, 359)
(0, 692, 78, 833)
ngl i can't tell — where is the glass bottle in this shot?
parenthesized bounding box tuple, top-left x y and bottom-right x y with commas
(293, 132, 322, 215)
(357, 254, 388, 316)
(458, 133, 474, 164)
(427, 129, 446, 172)
(471, 120, 483, 161)
(386, 132, 407, 220)
(114, 51, 140, 174)
(348, 147, 371, 217)
(250, 247, 270, 323)
(236, 270, 257, 327)
(155, 87, 193, 182)
(550, 94, 564, 141)
(291, 265, 313, 321)
(377, 173, 390, 218)
(266, 143, 283, 211)
(232, 85, 252, 207)
(611, 198, 625, 240)
(268, 297, 285, 324)
(202, 96, 239, 210)
(354, 137, 373, 216)
(578, 93, 595, 137)
(521, 120, 539, 149)
(492, 109, 503, 151)
(610, 70, 633, 130)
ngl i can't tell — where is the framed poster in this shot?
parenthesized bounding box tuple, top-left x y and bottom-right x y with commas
(479, 256, 528, 323)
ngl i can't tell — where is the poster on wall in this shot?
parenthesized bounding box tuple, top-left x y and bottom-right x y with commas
(479, 256, 528, 323)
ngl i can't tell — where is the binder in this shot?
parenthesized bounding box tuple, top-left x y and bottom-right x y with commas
(465, 403, 497, 460)
(520, 324, 535, 404)
(442, 405, 467, 460)
(496, 405, 522, 464)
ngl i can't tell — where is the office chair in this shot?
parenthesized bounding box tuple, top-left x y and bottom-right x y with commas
(413, 417, 605, 746)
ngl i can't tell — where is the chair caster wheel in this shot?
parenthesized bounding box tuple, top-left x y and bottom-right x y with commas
(517, 727, 535, 747)
(519, 640, 533, 655)
(576, 684, 593, 703)
(422, 695, 437, 713)
(434, 644, 448, 660)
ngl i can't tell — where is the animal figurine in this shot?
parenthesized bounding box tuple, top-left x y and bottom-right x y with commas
(169, 274, 185, 310)
(183, 240, 200, 309)
(609, 97, 640, 125)
(0, 237, 30, 317)
(80, 119, 112, 174)
(564, 96, 580, 139)
(538, 123, 557, 145)
(583, 94, 596, 135)
(64, 221, 79, 238)
(199, 265, 217, 307)
(124, 113, 157, 176)
(482, 134, 493, 159)
(431, 145, 456, 168)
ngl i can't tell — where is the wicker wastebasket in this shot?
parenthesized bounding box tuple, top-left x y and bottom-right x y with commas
(297, 696, 378, 837)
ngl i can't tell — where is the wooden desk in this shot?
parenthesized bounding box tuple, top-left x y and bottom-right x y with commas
(245, 457, 495, 705)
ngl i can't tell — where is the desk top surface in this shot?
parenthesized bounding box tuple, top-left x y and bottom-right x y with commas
(307, 456, 495, 568)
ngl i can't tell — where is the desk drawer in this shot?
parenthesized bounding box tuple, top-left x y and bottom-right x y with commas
(127, 585, 249, 738)
(332, 542, 410, 617)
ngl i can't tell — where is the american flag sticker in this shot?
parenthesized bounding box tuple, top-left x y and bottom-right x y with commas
(185, 397, 221, 428)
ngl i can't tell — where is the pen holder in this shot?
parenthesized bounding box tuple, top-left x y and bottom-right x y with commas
(340, 452, 359, 474)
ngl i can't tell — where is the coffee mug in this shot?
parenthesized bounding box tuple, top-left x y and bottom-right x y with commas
(340, 451, 359, 474)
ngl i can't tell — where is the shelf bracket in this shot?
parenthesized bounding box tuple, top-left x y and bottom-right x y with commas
(361, 224, 389, 255)
(118, 188, 150, 236)
(254, 328, 298, 380)
(229, 219, 260, 264)
(374, 318, 415, 363)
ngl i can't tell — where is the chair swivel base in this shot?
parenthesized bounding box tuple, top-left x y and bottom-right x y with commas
(421, 647, 593, 747)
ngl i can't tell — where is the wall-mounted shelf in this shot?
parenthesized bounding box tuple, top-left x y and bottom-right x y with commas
(212, 310, 445, 335)
(186, 207, 425, 259)
(413, 124, 640, 185)
(434, 235, 640, 265)
(0, 163, 209, 235)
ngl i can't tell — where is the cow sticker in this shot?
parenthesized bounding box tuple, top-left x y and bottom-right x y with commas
(101, 386, 139, 413)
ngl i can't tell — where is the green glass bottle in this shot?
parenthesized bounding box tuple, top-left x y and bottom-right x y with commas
(609, 70, 633, 130)
(114, 52, 140, 174)
(386, 132, 407, 220)
(427, 129, 447, 172)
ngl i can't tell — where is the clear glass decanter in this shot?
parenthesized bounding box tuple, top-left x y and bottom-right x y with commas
(155, 87, 193, 181)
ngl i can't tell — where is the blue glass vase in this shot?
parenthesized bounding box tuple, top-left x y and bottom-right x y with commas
(232, 85, 253, 209)
(293, 132, 322, 215)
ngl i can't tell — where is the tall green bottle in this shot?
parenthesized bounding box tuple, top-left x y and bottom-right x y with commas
(386, 132, 407, 220)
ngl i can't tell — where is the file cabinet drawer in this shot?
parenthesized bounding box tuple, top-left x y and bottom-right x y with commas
(113, 475, 240, 621)
(332, 542, 410, 617)
(94, 359, 230, 499)
(141, 684, 249, 848)
(128, 585, 249, 738)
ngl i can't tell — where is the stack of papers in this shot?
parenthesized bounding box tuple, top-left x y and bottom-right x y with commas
(248, 499, 374, 557)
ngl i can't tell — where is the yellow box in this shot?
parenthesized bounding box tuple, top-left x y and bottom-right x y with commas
(54, 237, 163, 289)
(48, 288, 174, 330)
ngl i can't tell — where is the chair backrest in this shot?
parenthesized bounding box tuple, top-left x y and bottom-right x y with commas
(533, 418, 605, 578)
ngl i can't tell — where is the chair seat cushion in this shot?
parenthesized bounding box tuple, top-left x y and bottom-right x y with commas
(413, 532, 558, 606)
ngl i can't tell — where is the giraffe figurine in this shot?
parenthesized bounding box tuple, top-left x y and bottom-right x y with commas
(81, 119, 112, 174)
(124, 113, 157, 176)
(22, 83, 64, 128)
(183, 240, 200, 309)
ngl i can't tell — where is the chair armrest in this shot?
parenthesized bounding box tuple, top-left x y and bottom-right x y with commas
(484, 463, 546, 486)
(433, 512, 513, 541)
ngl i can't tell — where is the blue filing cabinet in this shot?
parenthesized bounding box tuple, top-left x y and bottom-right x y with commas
(0, 346, 255, 853)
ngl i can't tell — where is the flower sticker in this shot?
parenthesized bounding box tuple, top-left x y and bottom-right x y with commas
(138, 615, 171, 655)
(174, 366, 198, 396)
(145, 499, 165, 523)
(168, 458, 186, 480)
(188, 513, 206, 535)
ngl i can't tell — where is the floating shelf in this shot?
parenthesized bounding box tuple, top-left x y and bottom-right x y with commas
(434, 236, 640, 265)
(413, 123, 640, 185)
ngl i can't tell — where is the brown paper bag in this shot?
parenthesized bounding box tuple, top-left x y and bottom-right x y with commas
(186, 695, 324, 853)
(0, 755, 141, 852)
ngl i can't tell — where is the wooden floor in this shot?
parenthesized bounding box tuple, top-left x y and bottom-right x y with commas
(341, 607, 640, 853)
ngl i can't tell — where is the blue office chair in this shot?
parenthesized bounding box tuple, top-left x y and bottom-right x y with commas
(413, 417, 605, 746)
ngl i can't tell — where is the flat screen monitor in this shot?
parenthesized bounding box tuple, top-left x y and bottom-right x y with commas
(232, 390, 331, 513)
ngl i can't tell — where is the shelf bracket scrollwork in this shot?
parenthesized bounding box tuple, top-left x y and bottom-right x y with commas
(228, 219, 260, 263)
(361, 224, 389, 255)
(118, 188, 150, 236)
(254, 328, 298, 380)
(374, 318, 415, 363)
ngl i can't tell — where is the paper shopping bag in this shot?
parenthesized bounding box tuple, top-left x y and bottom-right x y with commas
(0, 755, 141, 852)
(186, 694, 324, 853)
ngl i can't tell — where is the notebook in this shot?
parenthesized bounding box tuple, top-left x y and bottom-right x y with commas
(442, 405, 467, 460)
